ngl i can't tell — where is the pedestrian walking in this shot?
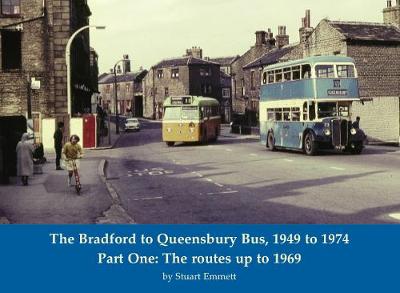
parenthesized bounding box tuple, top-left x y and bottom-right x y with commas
(16, 133, 34, 186)
(53, 122, 64, 170)
(62, 135, 83, 187)
(353, 116, 360, 129)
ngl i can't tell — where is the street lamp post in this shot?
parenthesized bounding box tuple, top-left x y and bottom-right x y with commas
(113, 56, 129, 134)
(65, 25, 105, 117)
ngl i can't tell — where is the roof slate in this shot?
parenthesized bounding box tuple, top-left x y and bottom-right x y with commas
(153, 57, 219, 68)
(98, 70, 148, 84)
(209, 56, 240, 66)
(328, 21, 400, 43)
(243, 45, 297, 69)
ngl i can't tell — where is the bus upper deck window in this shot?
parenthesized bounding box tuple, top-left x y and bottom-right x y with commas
(267, 71, 274, 83)
(283, 68, 291, 81)
(292, 66, 301, 80)
(302, 64, 311, 79)
(262, 72, 267, 84)
(275, 69, 283, 83)
(316, 65, 335, 78)
(337, 65, 355, 78)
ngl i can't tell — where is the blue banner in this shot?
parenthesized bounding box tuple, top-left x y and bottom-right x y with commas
(0, 225, 399, 292)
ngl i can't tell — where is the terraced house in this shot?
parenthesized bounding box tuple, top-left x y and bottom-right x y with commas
(303, 0, 400, 143)
(0, 0, 96, 139)
(143, 48, 221, 120)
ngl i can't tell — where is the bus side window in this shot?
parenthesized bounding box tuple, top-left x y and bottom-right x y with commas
(309, 101, 316, 121)
(275, 69, 283, 83)
(267, 109, 274, 121)
(303, 102, 308, 121)
(283, 108, 291, 121)
(292, 66, 301, 80)
(302, 64, 311, 79)
(291, 107, 300, 121)
(267, 71, 274, 83)
(262, 72, 267, 84)
(275, 108, 283, 121)
(283, 68, 291, 81)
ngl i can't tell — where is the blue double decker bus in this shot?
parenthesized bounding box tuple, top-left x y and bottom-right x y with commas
(259, 56, 366, 155)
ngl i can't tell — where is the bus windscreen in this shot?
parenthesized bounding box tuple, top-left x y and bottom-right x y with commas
(163, 107, 181, 120)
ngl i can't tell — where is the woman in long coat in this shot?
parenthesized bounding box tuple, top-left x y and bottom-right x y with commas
(16, 133, 34, 186)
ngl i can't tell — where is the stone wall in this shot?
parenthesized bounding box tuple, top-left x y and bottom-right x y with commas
(143, 66, 190, 119)
(304, 19, 347, 58)
(304, 19, 400, 144)
(352, 97, 399, 143)
(0, 0, 51, 116)
(0, 0, 91, 117)
(231, 44, 271, 113)
(348, 44, 400, 98)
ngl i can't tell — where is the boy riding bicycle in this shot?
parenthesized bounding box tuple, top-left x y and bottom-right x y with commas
(62, 135, 83, 187)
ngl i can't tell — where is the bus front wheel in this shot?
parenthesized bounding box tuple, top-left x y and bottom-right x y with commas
(304, 132, 317, 156)
(166, 142, 175, 147)
(350, 142, 363, 155)
(267, 132, 275, 151)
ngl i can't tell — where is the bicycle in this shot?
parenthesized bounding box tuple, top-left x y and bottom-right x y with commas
(71, 159, 81, 195)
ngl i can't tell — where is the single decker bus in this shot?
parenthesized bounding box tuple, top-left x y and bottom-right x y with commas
(162, 96, 221, 146)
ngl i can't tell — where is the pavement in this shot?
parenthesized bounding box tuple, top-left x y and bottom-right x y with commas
(0, 122, 124, 224)
(220, 124, 259, 140)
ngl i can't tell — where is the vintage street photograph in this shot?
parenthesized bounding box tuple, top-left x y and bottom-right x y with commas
(0, 0, 399, 224)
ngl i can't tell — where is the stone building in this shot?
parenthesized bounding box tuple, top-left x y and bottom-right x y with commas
(208, 56, 239, 122)
(0, 0, 94, 136)
(304, 1, 400, 143)
(242, 43, 302, 115)
(143, 49, 221, 119)
(98, 68, 148, 117)
(231, 30, 275, 114)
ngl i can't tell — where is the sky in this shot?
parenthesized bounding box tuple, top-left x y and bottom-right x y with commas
(87, 0, 387, 73)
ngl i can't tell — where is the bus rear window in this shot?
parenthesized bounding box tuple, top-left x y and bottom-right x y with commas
(337, 65, 355, 78)
(316, 65, 335, 78)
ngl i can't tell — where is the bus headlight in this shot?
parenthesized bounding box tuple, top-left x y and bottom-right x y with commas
(324, 128, 331, 136)
(167, 128, 172, 133)
(350, 128, 357, 135)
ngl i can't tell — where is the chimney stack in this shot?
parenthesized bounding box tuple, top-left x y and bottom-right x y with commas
(185, 46, 203, 59)
(276, 26, 289, 48)
(122, 54, 131, 74)
(255, 31, 267, 46)
(266, 28, 276, 47)
(305, 9, 311, 28)
(383, 0, 400, 27)
(299, 10, 314, 43)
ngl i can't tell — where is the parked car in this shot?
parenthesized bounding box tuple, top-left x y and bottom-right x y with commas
(125, 118, 140, 132)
